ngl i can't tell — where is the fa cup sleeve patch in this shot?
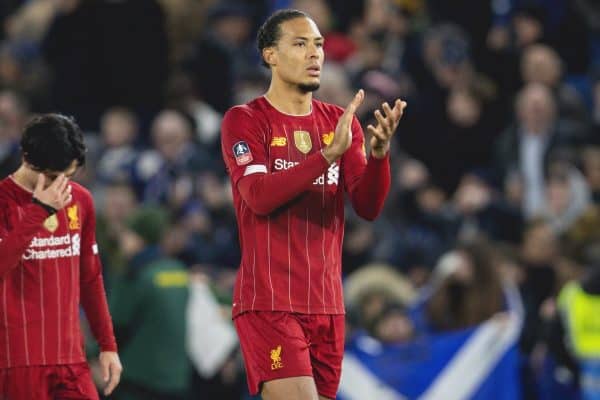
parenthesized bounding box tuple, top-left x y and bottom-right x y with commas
(233, 141, 253, 166)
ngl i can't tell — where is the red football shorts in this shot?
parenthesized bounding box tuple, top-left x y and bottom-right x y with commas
(234, 311, 345, 399)
(0, 362, 99, 400)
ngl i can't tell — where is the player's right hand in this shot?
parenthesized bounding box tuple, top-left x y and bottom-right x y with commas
(33, 173, 72, 210)
(323, 89, 365, 163)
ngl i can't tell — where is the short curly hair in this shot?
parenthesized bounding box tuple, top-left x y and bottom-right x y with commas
(256, 9, 309, 68)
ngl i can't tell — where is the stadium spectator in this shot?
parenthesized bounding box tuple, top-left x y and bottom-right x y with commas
(108, 207, 191, 400)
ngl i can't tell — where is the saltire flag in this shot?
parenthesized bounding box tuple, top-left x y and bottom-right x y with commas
(339, 284, 523, 400)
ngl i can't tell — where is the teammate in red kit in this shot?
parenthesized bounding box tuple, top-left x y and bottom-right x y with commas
(221, 9, 406, 400)
(0, 114, 122, 399)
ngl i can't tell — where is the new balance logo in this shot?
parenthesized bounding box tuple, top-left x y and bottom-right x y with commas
(271, 137, 287, 146)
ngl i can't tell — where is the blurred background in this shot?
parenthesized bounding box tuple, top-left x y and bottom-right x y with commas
(1, 0, 600, 399)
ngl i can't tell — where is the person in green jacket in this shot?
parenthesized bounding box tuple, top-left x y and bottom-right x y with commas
(108, 207, 190, 400)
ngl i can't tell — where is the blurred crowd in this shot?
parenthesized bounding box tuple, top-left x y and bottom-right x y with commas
(1, 0, 600, 399)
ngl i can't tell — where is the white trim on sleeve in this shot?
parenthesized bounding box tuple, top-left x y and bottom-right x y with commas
(243, 165, 267, 176)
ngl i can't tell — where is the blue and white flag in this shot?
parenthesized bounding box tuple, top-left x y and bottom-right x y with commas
(339, 285, 523, 400)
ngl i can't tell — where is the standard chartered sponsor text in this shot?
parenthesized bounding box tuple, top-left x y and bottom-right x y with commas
(23, 233, 81, 260)
(30, 233, 71, 247)
(273, 158, 339, 186)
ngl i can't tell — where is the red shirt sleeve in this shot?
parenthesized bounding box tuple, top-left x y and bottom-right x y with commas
(341, 116, 391, 221)
(237, 152, 330, 216)
(222, 105, 331, 216)
(221, 105, 271, 188)
(0, 198, 49, 279)
(79, 189, 117, 352)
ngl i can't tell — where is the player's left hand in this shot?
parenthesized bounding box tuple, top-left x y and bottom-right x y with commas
(99, 351, 123, 396)
(367, 99, 407, 159)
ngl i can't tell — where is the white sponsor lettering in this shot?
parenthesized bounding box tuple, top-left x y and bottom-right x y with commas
(273, 158, 339, 186)
(274, 158, 299, 170)
(23, 233, 81, 260)
(71, 234, 80, 256)
(30, 234, 71, 247)
(24, 247, 74, 260)
(327, 163, 340, 185)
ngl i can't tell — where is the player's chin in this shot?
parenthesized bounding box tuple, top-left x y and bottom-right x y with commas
(298, 80, 320, 93)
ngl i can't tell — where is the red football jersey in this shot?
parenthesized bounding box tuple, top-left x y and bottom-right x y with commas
(221, 97, 390, 317)
(0, 177, 116, 368)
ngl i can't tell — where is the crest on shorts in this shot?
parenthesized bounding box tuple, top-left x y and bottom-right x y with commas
(270, 345, 283, 370)
(67, 204, 80, 230)
(294, 131, 312, 154)
(233, 141, 253, 166)
(43, 214, 59, 233)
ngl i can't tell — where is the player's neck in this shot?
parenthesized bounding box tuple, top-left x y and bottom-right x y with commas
(264, 81, 312, 116)
(11, 165, 37, 191)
